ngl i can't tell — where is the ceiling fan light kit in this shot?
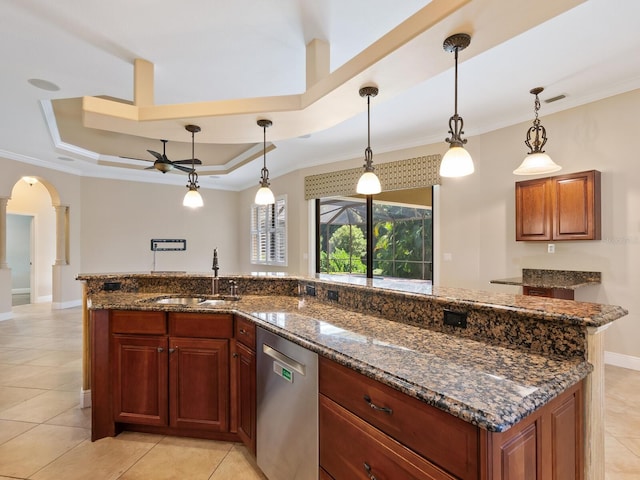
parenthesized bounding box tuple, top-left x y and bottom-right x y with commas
(513, 87, 562, 175)
(440, 33, 474, 178)
(144, 139, 202, 174)
(183, 124, 204, 208)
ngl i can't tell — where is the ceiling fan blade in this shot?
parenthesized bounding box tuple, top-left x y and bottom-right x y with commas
(120, 156, 154, 162)
(147, 150, 163, 161)
(174, 165, 193, 173)
(144, 165, 157, 170)
(172, 159, 202, 165)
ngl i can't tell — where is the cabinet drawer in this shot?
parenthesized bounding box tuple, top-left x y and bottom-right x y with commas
(523, 286, 574, 300)
(168, 313, 233, 338)
(111, 310, 166, 334)
(320, 357, 478, 480)
(320, 395, 455, 480)
(234, 316, 256, 349)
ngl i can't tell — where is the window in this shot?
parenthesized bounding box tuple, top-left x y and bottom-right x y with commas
(317, 188, 433, 280)
(251, 195, 287, 266)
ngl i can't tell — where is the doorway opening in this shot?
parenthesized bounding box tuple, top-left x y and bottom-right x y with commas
(7, 214, 34, 306)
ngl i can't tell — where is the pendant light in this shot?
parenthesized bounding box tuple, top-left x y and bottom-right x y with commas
(440, 33, 474, 178)
(356, 86, 381, 195)
(513, 87, 562, 175)
(255, 119, 275, 205)
(183, 124, 204, 208)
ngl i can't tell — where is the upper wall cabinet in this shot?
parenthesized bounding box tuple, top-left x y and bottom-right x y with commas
(516, 170, 601, 241)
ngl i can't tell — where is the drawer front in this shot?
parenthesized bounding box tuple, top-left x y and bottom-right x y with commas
(320, 395, 455, 480)
(234, 316, 256, 349)
(168, 312, 233, 338)
(111, 310, 166, 334)
(523, 286, 553, 298)
(320, 357, 478, 480)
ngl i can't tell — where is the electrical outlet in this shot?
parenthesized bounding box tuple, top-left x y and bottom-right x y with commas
(327, 290, 339, 302)
(443, 310, 467, 328)
(548, 243, 555, 254)
(305, 284, 316, 296)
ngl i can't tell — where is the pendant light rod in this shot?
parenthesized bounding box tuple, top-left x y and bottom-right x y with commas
(255, 119, 275, 205)
(360, 86, 378, 172)
(526, 87, 546, 154)
(183, 124, 203, 208)
(443, 33, 470, 149)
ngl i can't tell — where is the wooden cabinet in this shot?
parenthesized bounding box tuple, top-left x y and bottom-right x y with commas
(232, 316, 256, 455)
(111, 334, 168, 426)
(169, 337, 229, 432)
(96, 310, 235, 440)
(319, 356, 584, 480)
(522, 285, 574, 300)
(516, 170, 601, 241)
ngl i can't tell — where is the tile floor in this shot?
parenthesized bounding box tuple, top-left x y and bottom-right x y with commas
(0, 303, 638, 479)
(0, 303, 266, 480)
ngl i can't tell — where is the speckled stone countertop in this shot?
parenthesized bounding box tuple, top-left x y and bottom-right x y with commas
(86, 291, 592, 432)
(490, 268, 601, 290)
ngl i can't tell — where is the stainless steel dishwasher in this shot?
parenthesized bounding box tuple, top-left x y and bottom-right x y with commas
(256, 326, 318, 480)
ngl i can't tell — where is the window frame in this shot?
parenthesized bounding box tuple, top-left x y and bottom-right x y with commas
(250, 195, 288, 266)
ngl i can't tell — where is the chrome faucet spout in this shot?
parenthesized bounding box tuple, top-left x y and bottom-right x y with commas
(212, 277, 219, 295)
(212, 248, 220, 277)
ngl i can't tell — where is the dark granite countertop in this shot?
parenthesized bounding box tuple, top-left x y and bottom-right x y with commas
(490, 268, 601, 290)
(87, 291, 592, 432)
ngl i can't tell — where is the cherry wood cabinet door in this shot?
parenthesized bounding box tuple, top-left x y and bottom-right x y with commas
(516, 177, 552, 241)
(320, 395, 456, 480)
(235, 341, 256, 455)
(169, 337, 230, 432)
(552, 170, 601, 240)
(111, 334, 168, 427)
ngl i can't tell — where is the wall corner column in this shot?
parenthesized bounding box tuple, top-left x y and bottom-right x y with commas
(585, 323, 611, 480)
(54, 204, 69, 266)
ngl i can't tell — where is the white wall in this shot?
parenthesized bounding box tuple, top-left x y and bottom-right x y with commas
(80, 177, 242, 274)
(237, 88, 640, 360)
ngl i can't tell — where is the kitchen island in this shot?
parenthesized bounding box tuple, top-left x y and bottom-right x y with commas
(78, 273, 627, 479)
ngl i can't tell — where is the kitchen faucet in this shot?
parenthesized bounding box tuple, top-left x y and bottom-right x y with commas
(212, 248, 219, 294)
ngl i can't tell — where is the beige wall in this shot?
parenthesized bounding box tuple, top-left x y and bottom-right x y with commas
(80, 178, 242, 274)
(238, 88, 640, 360)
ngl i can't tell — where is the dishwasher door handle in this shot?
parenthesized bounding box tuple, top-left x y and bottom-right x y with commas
(262, 343, 306, 376)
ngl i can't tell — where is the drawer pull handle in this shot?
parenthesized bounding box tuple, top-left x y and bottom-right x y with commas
(363, 395, 393, 415)
(363, 462, 378, 480)
(239, 328, 248, 335)
(157, 347, 164, 353)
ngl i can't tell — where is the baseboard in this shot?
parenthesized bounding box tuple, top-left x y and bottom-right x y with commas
(36, 295, 53, 303)
(80, 389, 91, 409)
(0, 311, 13, 322)
(605, 351, 640, 371)
(12, 288, 30, 294)
(52, 299, 82, 310)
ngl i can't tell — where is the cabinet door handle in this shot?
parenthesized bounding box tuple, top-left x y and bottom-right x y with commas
(232, 352, 239, 358)
(363, 395, 393, 415)
(169, 348, 175, 354)
(363, 462, 378, 480)
(157, 347, 164, 353)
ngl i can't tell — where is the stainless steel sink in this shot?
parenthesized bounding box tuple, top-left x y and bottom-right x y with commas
(148, 295, 241, 305)
(154, 297, 206, 305)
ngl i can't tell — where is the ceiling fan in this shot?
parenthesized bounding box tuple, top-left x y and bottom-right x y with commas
(133, 139, 202, 174)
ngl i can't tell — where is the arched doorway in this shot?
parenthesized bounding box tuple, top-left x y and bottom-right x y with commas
(0, 175, 68, 318)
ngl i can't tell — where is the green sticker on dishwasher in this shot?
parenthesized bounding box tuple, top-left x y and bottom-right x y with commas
(281, 366, 292, 382)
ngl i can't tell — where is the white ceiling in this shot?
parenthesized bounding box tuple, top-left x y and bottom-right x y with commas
(2, 0, 640, 191)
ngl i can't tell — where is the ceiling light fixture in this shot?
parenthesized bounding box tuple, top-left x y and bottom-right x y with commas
(440, 33, 474, 178)
(183, 124, 204, 208)
(513, 87, 562, 175)
(255, 119, 275, 205)
(22, 176, 38, 186)
(356, 86, 381, 195)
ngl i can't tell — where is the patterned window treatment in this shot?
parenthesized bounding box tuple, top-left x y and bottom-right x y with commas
(304, 154, 441, 200)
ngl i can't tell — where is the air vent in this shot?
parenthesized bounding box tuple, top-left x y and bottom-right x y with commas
(545, 94, 566, 103)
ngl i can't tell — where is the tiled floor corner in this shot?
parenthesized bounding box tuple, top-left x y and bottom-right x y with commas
(0, 303, 637, 479)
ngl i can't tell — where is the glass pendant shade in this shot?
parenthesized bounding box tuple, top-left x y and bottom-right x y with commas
(513, 152, 562, 175)
(255, 185, 275, 205)
(183, 188, 203, 208)
(439, 146, 474, 177)
(356, 171, 381, 195)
